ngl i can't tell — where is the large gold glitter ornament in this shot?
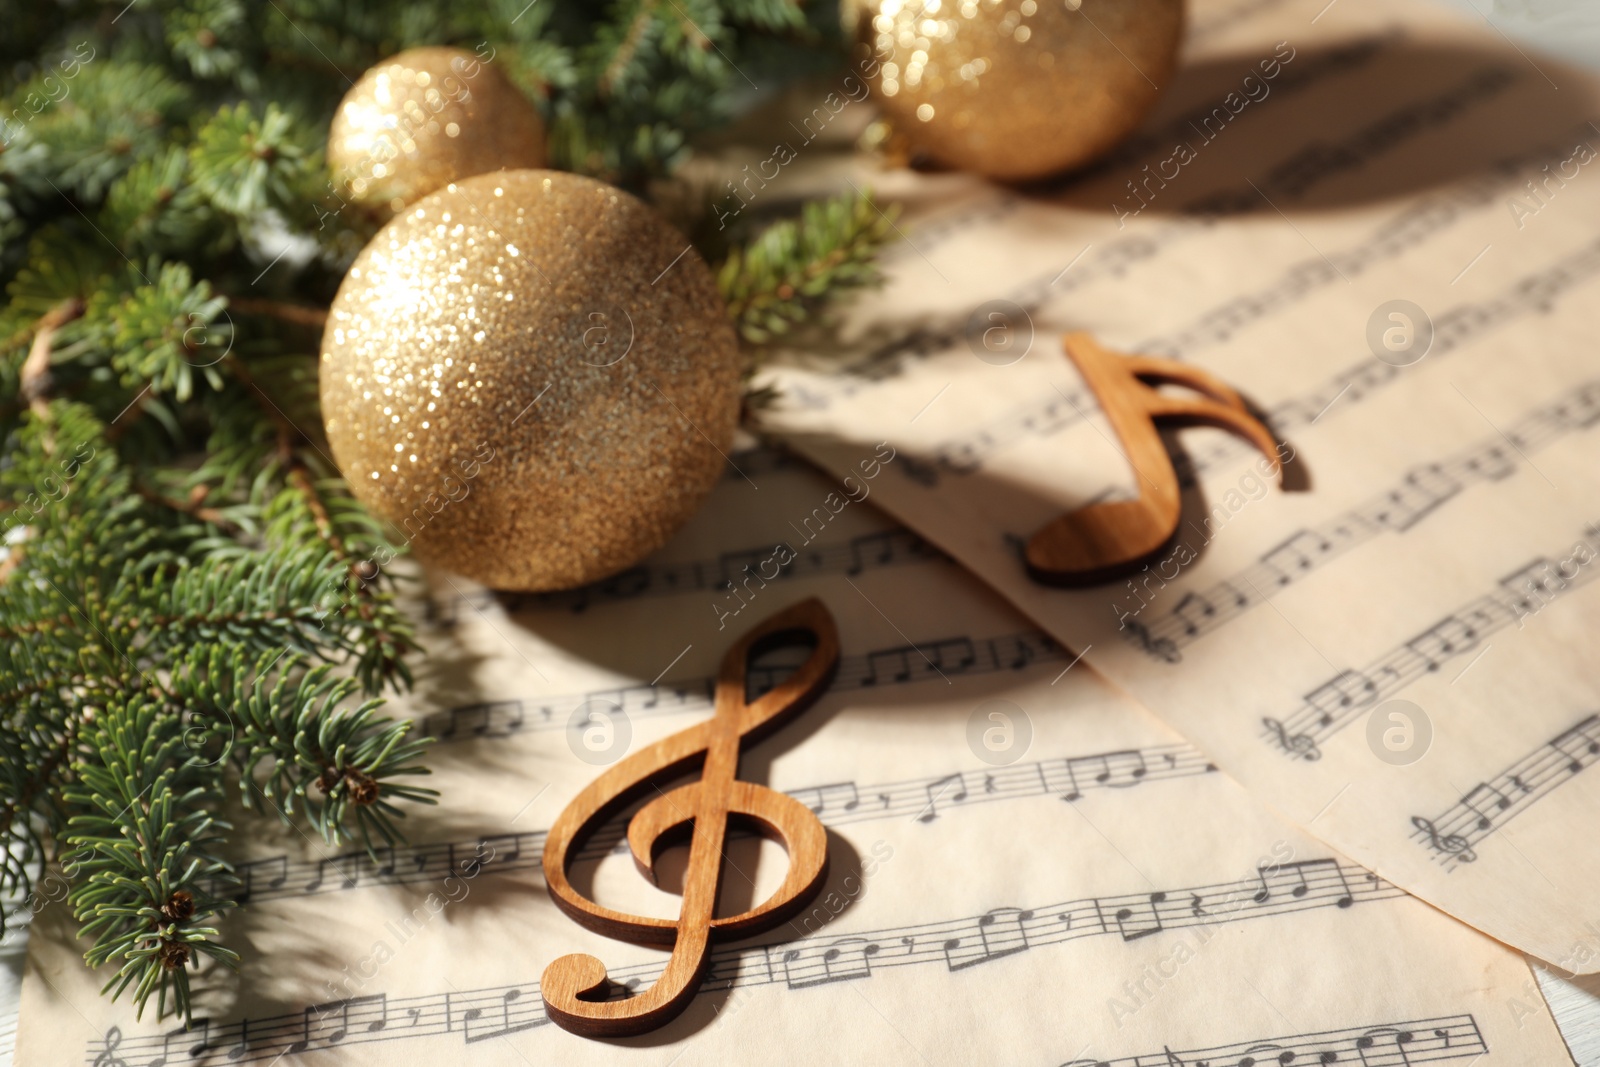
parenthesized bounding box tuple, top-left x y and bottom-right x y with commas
(328, 47, 545, 214)
(320, 170, 742, 591)
(854, 0, 1184, 181)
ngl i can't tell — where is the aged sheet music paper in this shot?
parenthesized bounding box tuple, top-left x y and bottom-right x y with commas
(756, 0, 1600, 972)
(21, 447, 1574, 1064)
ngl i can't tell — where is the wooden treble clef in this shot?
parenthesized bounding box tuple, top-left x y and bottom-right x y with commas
(541, 598, 839, 1038)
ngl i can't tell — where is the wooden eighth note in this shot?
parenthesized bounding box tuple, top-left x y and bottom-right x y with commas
(1026, 333, 1284, 586)
(540, 598, 839, 1038)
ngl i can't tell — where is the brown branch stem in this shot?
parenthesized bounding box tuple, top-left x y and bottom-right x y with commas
(225, 297, 329, 330)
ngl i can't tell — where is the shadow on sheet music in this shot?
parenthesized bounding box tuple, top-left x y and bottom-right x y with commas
(1032, 35, 1596, 216)
(819, 35, 1599, 386)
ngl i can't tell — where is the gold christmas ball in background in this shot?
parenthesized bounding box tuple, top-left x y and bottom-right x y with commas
(320, 169, 742, 592)
(328, 46, 546, 214)
(855, 0, 1185, 181)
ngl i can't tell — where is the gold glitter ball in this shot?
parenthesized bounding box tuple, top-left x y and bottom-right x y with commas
(856, 0, 1184, 181)
(319, 170, 742, 592)
(328, 47, 546, 214)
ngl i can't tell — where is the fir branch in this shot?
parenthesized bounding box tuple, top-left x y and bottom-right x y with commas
(1, 0, 883, 1025)
(717, 188, 899, 349)
(170, 648, 436, 850)
(62, 692, 235, 1022)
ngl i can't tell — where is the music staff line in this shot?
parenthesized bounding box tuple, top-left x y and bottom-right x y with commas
(1123, 377, 1600, 661)
(424, 527, 944, 623)
(1412, 712, 1600, 871)
(1071, 34, 1390, 184)
(413, 628, 1065, 743)
(1055, 1014, 1485, 1067)
(1263, 520, 1600, 761)
(1133, 119, 1600, 362)
(800, 54, 1512, 421)
(903, 221, 1600, 491)
(213, 742, 1215, 906)
(91, 859, 1400, 1063)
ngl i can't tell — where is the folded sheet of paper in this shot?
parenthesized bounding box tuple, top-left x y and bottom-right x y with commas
(17, 0, 1595, 1061)
(758, 0, 1600, 974)
(19, 442, 1576, 1064)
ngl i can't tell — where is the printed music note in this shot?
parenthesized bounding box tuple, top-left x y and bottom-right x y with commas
(148, 1019, 210, 1066)
(1252, 860, 1352, 908)
(1052, 759, 1085, 802)
(600, 565, 651, 600)
(1459, 782, 1511, 831)
(793, 780, 861, 816)
(1171, 591, 1218, 635)
(1113, 891, 1167, 941)
(235, 855, 288, 904)
(1026, 333, 1283, 586)
(918, 773, 970, 822)
(1412, 817, 1477, 863)
(1381, 462, 1462, 530)
(305, 853, 363, 893)
(1263, 717, 1321, 761)
(929, 636, 979, 674)
(847, 531, 900, 575)
(1232, 1043, 1297, 1067)
(861, 647, 913, 686)
(1550, 714, 1600, 773)
(540, 600, 839, 1038)
(474, 833, 522, 869)
(1088, 749, 1149, 788)
(1261, 530, 1333, 585)
(1302, 670, 1379, 726)
(1355, 1027, 1416, 1067)
(942, 907, 1035, 970)
(222, 1020, 254, 1060)
(1500, 559, 1564, 616)
(790, 938, 879, 986)
(1405, 616, 1480, 670)
(284, 995, 387, 1054)
(1464, 442, 1516, 481)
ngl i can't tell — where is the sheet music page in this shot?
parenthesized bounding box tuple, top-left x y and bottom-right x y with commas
(20, 447, 1573, 1064)
(755, 0, 1600, 972)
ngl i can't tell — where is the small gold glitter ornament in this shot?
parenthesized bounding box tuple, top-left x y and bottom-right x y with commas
(855, 0, 1184, 181)
(320, 170, 742, 591)
(328, 47, 546, 214)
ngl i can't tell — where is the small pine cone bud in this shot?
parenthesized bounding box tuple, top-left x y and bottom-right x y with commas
(346, 771, 380, 806)
(316, 766, 341, 794)
(160, 890, 195, 922)
(158, 941, 191, 971)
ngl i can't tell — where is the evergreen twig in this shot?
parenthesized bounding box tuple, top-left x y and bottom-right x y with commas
(0, 0, 889, 1024)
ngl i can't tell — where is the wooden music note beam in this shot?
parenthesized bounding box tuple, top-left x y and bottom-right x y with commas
(540, 598, 840, 1038)
(1027, 333, 1285, 587)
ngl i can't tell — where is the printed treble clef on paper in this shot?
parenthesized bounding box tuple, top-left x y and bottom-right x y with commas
(1120, 618, 1180, 664)
(1411, 817, 1478, 864)
(1262, 717, 1321, 761)
(93, 1027, 129, 1067)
